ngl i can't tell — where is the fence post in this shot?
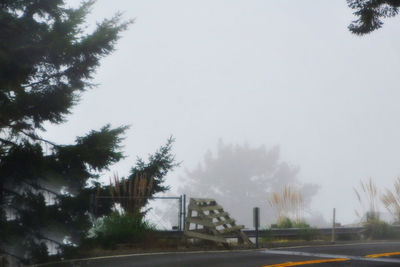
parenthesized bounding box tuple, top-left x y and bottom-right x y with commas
(331, 208, 336, 244)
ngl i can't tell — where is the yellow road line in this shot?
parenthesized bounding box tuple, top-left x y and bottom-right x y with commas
(261, 258, 350, 267)
(366, 251, 400, 258)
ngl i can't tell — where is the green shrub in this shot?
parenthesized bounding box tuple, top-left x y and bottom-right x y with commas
(276, 217, 293, 228)
(275, 218, 311, 229)
(259, 227, 273, 242)
(87, 212, 155, 248)
(363, 219, 393, 239)
(293, 220, 310, 229)
(297, 227, 316, 241)
(272, 218, 315, 241)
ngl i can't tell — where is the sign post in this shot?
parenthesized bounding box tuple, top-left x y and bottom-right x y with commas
(253, 207, 260, 248)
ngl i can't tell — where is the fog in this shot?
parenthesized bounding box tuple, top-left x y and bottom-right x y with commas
(43, 0, 400, 226)
(177, 140, 323, 227)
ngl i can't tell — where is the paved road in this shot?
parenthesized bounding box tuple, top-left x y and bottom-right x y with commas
(46, 241, 400, 267)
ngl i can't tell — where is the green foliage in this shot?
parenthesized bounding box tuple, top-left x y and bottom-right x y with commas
(92, 137, 179, 217)
(0, 1, 132, 134)
(275, 217, 310, 229)
(131, 136, 180, 194)
(0, 0, 133, 264)
(259, 227, 274, 242)
(0, 1, 179, 264)
(293, 220, 311, 229)
(276, 217, 293, 229)
(25, 240, 49, 264)
(363, 219, 395, 239)
(347, 0, 400, 35)
(297, 226, 316, 241)
(273, 218, 315, 241)
(86, 213, 155, 249)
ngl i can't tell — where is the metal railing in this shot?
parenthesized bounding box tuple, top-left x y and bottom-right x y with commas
(157, 225, 400, 239)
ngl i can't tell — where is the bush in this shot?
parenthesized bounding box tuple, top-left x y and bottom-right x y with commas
(272, 218, 315, 241)
(259, 227, 273, 242)
(276, 217, 293, 228)
(275, 218, 311, 229)
(363, 219, 394, 239)
(293, 220, 311, 229)
(86, 212, 155, 248)
(297, 227, 316, 241)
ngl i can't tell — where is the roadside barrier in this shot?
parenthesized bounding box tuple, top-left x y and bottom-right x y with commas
(157, 225, 400, 240)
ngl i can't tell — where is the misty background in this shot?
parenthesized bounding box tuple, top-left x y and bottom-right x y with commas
(41, 0, 400, 227)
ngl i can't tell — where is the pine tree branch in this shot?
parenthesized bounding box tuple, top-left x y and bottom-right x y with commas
(1, 250, 25, 262)
(2, 120, 60, 147)
(19, 130, 59, 147)
(21, 73, 64, 88)
(21, 71, 66, 89)
(38, 235, 63, 246)
(0, 137, 18, 146)
(4, 181, 60, 198)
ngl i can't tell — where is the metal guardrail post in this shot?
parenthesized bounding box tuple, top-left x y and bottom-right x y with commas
(183, 194, 186, 230)
(253, 207, 260, 248)
(331, 208, 336, 244)
(178, 195, 182, 231)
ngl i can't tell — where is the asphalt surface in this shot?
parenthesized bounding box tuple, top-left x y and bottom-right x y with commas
(47, 241, 400, 267)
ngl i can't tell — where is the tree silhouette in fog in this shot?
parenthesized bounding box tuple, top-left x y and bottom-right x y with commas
(179, 141, 319, 228)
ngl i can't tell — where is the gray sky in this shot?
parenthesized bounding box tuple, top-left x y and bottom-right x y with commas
(44, 0, 400, 225)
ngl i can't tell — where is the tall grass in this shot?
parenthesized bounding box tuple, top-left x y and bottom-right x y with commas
(268, 185, 305, 224)
(354, 178, 379, 221)
(381, 178, 400, 223)
(85, 173, 156, 249)
(352, 178, 400, 239)
(108, 173, 154, 215)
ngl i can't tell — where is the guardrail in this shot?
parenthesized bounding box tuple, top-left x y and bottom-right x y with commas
(157, 225, 400, 239)
(242, 227, 365, 238)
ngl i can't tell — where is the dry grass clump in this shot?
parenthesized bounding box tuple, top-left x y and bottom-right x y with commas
(268, 185, 305, 223)
(108, 172, 154, 214)
(381, 178, 400, 223)
(354, 178, 379, 221)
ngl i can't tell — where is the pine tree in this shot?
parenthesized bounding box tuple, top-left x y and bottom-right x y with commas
(0, 0, 177, 264)
(347, 0, 400, 35)
(93, 137, 179, 219)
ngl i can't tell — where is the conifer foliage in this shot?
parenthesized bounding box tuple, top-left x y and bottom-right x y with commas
(0, 1, 176, 264)
(347, 0, 400, 35)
